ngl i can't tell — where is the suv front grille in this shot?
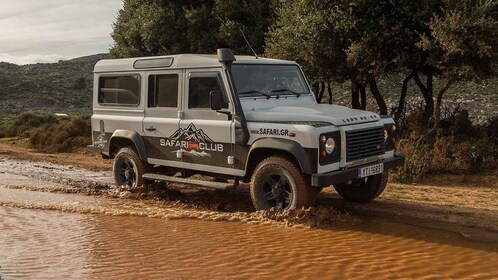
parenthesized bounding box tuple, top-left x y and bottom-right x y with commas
(346, 127, 385, 161)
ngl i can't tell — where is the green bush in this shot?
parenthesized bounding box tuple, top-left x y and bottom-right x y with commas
(4, 112, 58, 138)
(392, 110, 498, 182)
(29, 116, 91, 153)
(3, 112, 91, 153)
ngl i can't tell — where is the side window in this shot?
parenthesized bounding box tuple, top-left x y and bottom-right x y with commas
(98, 75, 140, 106)
(148, 74, 178, 108)
(189, 77, 228, 109)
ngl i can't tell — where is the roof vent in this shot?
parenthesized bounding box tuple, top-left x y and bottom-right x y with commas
(217, 48, 236, 65)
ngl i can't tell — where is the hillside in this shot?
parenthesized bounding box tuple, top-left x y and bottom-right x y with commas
(0, 54, 108, 115)
(0, 53, 496, 124)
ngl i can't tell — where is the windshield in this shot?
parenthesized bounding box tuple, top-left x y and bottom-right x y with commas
(231, 64, 310, 98)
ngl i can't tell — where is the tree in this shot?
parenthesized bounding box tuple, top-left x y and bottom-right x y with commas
(265, 0, 354, 103)
(110, 0, 274, 58)
(110, 0, 190, 58)
(214, 0, 275, 55)
(418, 0, 498, 129)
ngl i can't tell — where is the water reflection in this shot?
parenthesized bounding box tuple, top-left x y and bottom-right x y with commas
(1, 206, 497, 279)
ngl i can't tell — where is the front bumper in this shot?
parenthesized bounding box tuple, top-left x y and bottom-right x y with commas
(311, 155, 404, 187)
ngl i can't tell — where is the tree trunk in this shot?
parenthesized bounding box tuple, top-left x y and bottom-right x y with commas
(414, 72, 434, 125)
(368, 76, 387, 115)
(351, 80, 361, 109)
(394, 71, 415, 123)
(312, 82, 320, 101)
(327, 82, 332, 104)
(319, 81, 325, 104)
(434, 79, 455, 132)
(359, 83, 367, 110)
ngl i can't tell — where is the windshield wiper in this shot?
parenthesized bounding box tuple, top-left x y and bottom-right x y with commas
(271, 88, 301, 98)
(238, 90, 272, 99)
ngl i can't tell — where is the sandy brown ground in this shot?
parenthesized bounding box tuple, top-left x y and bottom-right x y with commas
(0, 139, 497, 240)
(0, 139, 111, 171)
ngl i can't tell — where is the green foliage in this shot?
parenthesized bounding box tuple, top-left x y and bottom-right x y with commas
(266, 0, 354, 83)
(110, 0, 189, 57)
(4, 112, 58, 138)
(214, 0, 275, 55)
(419, 0, 498, 81)
(110, 0, 274, 58)
(3, 113, 91, 153)
(30, 116, 91, 153)
(392, 110, 498, 182)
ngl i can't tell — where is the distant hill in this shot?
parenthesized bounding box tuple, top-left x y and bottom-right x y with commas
(0, 53, 109, 115)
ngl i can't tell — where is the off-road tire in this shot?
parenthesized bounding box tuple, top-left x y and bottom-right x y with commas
(333, 173, 388, 203)
(250, 156, 312, 210)
(113, 147, 152, 188)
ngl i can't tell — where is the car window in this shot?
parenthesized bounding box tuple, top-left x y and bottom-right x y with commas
(148, 74, 178, 108)
(189, 76, 227, 109)
(98, 75, 140, 106)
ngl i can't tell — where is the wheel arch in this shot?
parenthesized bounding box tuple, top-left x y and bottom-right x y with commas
(108, 130, 148, 161)
(246, 138, 316, 178)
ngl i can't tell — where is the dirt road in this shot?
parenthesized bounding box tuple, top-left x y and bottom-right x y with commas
(0, 141, 497, 240)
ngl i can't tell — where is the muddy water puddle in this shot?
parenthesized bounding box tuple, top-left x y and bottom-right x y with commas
(1, 157, 498, 278)
(0, 189, 497, 279)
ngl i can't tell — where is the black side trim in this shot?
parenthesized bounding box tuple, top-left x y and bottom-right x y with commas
(248, 138, 317, 174)
(312, 156, 404, 187)
(110, 130, 148, 161)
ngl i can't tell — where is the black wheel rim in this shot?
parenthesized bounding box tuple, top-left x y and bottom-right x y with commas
(118, 159, 136, 187)
(261, 173, 293, 209)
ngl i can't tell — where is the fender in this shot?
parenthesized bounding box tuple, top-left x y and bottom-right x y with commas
(109, 129, 148, 161)
(247, 138, 316, 175)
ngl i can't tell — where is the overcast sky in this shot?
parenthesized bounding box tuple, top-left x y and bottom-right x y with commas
(0, 0, 123, 65)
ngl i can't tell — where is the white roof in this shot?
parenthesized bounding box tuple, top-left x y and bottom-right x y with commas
(94, 54, 298, 73)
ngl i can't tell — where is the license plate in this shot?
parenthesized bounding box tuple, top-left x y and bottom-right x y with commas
(358, 163, 384, 178)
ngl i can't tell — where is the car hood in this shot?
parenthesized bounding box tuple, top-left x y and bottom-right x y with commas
(244, 104, 381, 126)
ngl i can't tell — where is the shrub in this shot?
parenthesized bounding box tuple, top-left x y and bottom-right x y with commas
(392, 110, 498, 182)
(29, 116, 91, 153)
(4, 112, 58, 138)
(391, 134, 432, 182)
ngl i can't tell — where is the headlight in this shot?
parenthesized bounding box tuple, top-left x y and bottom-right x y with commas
(384, 129, 389, 142)
(325, 137, 336, 154)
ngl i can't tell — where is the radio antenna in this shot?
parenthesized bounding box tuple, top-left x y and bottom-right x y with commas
(240, 29, 258, 59)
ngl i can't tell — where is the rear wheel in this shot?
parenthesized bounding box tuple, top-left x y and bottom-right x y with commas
(250, 156, 312, 210)
(333, 173, 388, 202)
(113, 147, 151, 188)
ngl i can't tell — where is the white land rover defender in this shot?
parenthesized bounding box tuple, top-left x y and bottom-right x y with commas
(89, 49, 404, 210)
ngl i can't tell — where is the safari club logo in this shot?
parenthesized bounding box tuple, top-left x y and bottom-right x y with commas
(160, 123, 224, 157)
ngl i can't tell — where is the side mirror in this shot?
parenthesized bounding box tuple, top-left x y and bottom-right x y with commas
(209, 91, 223, 111)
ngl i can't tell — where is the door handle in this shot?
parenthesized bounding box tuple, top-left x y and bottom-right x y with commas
(146, 126, 156, 131)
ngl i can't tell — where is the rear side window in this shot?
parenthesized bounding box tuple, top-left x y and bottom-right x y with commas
(148, 74, 178, 108)
(98, 75, 140, 106)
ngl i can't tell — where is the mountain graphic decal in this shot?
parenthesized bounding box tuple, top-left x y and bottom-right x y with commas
(166, 123, 221, 158)
(168, 123, 214, 143)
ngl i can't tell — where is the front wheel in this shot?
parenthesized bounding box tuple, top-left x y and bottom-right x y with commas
(333, 173, 388, 203)
(113, 147, 151, 188)
(250, 156, 312, 210)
